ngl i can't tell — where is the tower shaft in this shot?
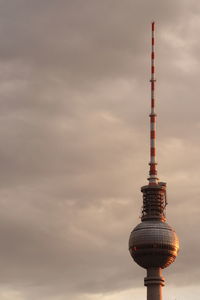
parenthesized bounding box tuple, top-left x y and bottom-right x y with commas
(145, 268, 165, 300)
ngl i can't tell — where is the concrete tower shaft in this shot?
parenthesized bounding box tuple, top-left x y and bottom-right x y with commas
(128, 22, 179, 300)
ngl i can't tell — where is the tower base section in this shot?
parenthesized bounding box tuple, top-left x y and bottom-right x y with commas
(144, 268, 165, 300)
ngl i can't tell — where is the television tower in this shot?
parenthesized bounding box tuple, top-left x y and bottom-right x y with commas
(129, 22, 179, 300)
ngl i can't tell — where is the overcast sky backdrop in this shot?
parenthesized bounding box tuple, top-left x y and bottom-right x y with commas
(0, 0, 199, 299)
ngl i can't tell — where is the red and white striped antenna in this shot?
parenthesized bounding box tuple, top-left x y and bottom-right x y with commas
(148, 21, 158, 185)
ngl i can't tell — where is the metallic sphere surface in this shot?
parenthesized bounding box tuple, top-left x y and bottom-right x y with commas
(129, 220, 179, 269)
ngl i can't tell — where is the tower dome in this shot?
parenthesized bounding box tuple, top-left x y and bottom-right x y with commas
(129, 220, 179, 269)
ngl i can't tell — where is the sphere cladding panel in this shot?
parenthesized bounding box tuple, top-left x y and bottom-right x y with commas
(131, 221, 179, 246)
(129, 221, 179, 269)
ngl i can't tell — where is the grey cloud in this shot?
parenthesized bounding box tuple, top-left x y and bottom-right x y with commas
(0, 1, 198, 300)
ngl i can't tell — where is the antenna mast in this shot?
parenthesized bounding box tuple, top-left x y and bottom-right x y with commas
(148, 21, 158, 185)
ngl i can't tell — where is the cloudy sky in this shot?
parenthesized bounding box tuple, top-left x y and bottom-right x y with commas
(0, 0, 200, 299)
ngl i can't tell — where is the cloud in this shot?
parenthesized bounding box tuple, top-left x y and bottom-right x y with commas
(0, 1, 199, 300)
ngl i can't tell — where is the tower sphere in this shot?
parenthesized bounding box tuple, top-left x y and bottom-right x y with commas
(129, 220, 179, 269)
